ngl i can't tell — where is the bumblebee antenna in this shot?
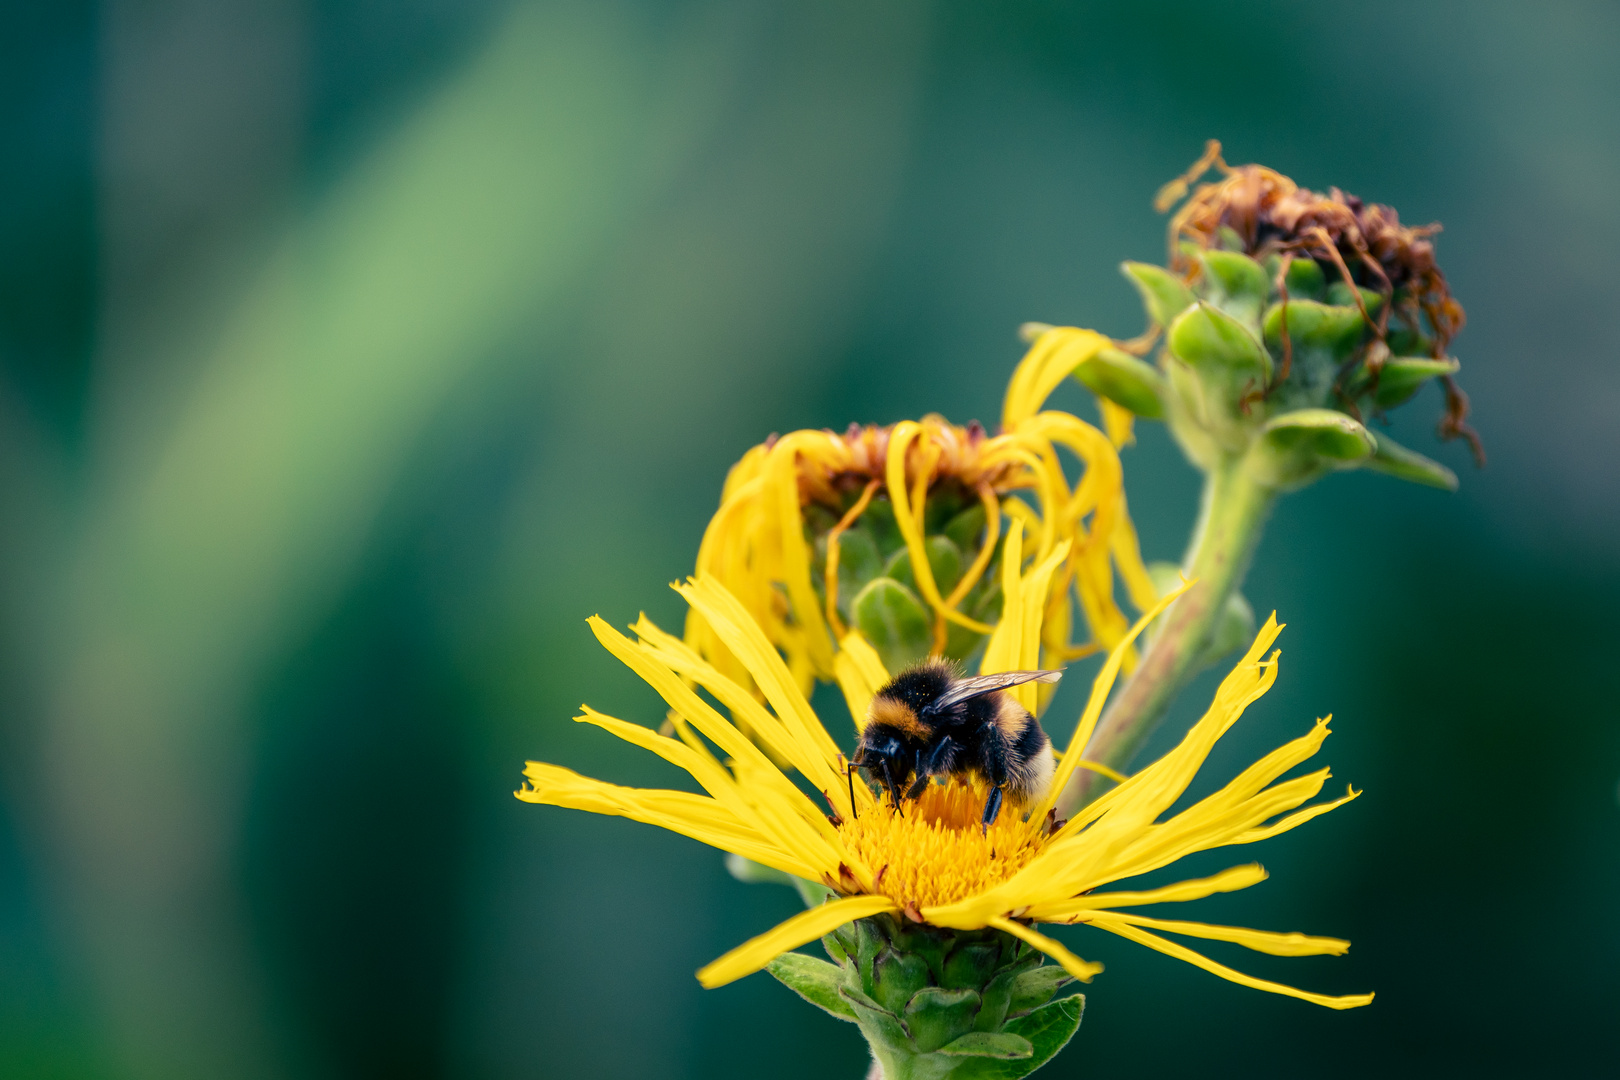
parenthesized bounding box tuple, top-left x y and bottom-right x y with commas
(845, 754, 859, 821)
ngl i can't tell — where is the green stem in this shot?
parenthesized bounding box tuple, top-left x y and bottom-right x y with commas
(1056, 457, 1275, 816)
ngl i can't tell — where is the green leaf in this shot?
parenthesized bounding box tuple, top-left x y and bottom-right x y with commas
(903, 987, 981, 1053)
(1197, 249, 1269, 328)
(873, 949, 932, 1014)
(767, 953, 857, 1022)
(1121, 261, 1194, 327)
(937, 1032, 1034, 1060)
(1369, 356, 1460, 409)
(1167, 301, 1271, 381)
(851, 577, 932, 674)
(1366, 431, 1459, 490)
(1005, 966, 1073, 1017)
(953, 995, 1084, 1080)
(1073, 347, 1167, 418)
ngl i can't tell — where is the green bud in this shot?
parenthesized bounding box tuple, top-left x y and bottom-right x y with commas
(1167, 301, 1272, 383)
(1121, 261, 1194, 327)
(1326, 280, 1386, 316)
(765, 914, 1085, 1079)
(1074, 347, 1168, 418)
(1366, 431, 1459, 490)
(851, 577, 932, 674)
(1196, 249, 1270, 330)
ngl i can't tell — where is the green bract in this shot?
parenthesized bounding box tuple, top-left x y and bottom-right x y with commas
(767, 914, 1084, 1080)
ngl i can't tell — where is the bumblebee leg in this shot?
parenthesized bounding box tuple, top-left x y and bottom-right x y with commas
(878, 759, 904, 814)
(904, 773, 930, 800)
(980, 786, 1004, 832)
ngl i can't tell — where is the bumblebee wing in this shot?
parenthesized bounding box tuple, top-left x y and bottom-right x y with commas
(922, 670, 1062, 715)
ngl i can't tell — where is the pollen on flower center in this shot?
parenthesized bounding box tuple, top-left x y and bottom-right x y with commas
(837, 780, 1047, 910)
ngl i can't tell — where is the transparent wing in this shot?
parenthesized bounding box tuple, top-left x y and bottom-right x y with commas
(923, 670, 1062, 715)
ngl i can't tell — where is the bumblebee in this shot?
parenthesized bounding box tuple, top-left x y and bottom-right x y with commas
(852, 660, 1061, 829)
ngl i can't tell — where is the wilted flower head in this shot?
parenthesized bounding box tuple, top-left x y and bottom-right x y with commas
(687, 335, 1158, 707)
(1149, 139, 1480, 467)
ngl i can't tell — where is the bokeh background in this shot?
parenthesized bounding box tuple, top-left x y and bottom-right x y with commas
(2, 2, 1617, 1077)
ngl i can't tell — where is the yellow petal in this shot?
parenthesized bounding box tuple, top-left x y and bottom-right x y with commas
(586, 618, 844, 869)
(1090, 912, 1350, 957)
(1037, 576, 1193, 820)
(697, 894, 897, 988)
(1002, 327, 1109, 431)
(1231, 785, 1361, 845)
(1099, 397, 1136, 448)
(987, 916, 1104, 982)
(676, 577, 847, 790)
(1086, 915, 1373, 1009)
(834, 628, 890, 731)
(517, 762, 814, 878)
(1028, 864, 1268, 920)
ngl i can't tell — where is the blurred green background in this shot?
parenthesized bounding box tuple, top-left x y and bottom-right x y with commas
(2, 2, 1616, 1077)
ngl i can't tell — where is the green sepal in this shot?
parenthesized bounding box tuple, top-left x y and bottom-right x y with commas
(942, 503, 987, 556)
(851, 576, 933, 674)
(834, 528, 883, 602)
(1262, 299, 1367, 362)
(1074, 347, 1168, 419)
(1196, 249, 1269, 329)
(1247, 408, 1374, 490)
(1121, 261, 1194, 327)
(1004, 966, 1073, 1017)
(1326, 280, 1386, 316)
(973, 970, 1016, 1032)
(952, 996, 1084, 1080)
(1283, 257, 1327, 300)
(1366, 356, 1460, 409)
(1366, 431, 1459, 490)
(941, 942, 1002, 991)
(724, 852, 794, 885)
(767, 953, 858, 1022)
(937, 1033, 1033, 1060)
(884, 535, 964, 598)
(1168, 301, 1272, 382)
(873, 949, 933, 1014)
(904, 987, 981, 1053)
(840, 986, 915, 1050)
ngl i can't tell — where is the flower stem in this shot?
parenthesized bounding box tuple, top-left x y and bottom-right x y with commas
(1057, 457, 1275, 816)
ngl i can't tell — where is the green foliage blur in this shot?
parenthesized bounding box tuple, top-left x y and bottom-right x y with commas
(1, 2, 1616, 1078)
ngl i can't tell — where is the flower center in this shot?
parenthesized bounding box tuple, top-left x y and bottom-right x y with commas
(838, 780, 1047, 909)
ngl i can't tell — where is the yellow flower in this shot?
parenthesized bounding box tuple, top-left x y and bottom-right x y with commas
(518, 532, 1372, 1010)
(686, 327, 1158, 701)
